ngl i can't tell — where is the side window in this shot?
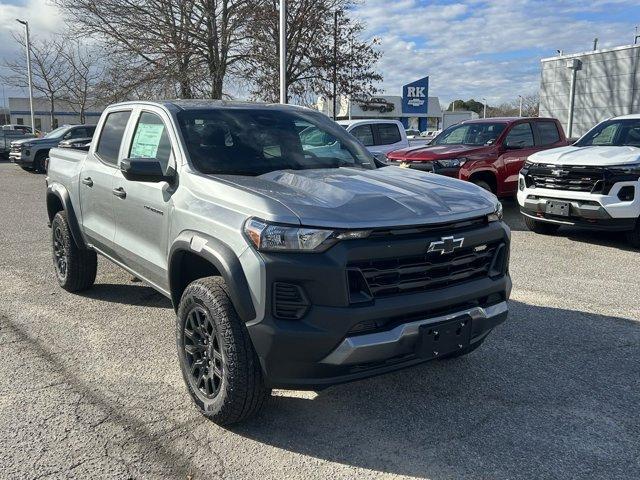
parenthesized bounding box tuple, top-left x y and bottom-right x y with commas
(67, 127, 87, 139)
(96, 111, 132, 165)
(504, 123, 534, 148)
(34, 118, 42, 131)
(350, 124, 374, 146)
(375, 123, 401, 145)
(129, 112, 172, 172)
(536, 121, 560, 146)
(86, 125, 96, 136)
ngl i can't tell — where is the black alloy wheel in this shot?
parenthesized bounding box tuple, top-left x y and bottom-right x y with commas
(52, 224, 68, 280)
(183, 306, 224, 399)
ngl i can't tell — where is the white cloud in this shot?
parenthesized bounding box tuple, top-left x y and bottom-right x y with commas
(353, 0, 639, 106)
(0, 0, 64, 102)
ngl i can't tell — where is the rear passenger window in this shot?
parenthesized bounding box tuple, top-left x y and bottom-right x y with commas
(537, 122, 560, 145)
(504, 123, 534, 148)
(129, 112, 172, 172)
(96, 111, 132, 165)
(376, 123, 401, 145)
(350, 124, 374, 146)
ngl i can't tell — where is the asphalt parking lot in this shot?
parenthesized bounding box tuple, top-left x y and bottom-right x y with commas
(0, 161, 638, 479)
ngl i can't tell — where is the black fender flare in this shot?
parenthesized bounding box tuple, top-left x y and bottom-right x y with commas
(168, 231, 256, 322)
(46, 183, 86, 249)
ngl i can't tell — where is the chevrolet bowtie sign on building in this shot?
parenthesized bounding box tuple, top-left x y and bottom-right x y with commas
(402, 76, 429, 114)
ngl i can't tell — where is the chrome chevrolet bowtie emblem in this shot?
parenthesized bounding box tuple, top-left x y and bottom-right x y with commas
(428, 236, 464, 255)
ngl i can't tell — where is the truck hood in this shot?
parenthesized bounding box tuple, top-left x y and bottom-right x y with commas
(213, 167, 497, 229)
(388, 144, 490, 162)
(528, 145, 640, 166)
(10, 137, 58, 147)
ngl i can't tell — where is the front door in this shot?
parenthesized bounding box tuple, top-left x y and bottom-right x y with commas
(499, 122, 537, 194)
(112, 109, 176, 290)
(79, 110, 132, 253)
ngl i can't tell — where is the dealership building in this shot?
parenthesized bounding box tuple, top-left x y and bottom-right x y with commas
(6, 97, 103, 132)
(539, 44, 640, 137)
(316, 76, 454, 131)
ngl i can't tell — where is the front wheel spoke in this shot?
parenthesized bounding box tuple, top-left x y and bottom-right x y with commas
(212, 349, 223, 362)
(184, 343, 203, 355)
(212, 365, 223, 380)
(190, 358, 205, 375)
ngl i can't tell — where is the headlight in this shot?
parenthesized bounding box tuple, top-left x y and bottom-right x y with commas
(607, 163, 640, 176)
(437, 157, 467, 168)
(487, 202, 503, 222)
(244, 218, 371, 253)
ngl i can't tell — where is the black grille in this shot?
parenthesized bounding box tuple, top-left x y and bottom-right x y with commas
(527, 164, 605, 192)
(272, 282, 309, 320)
(348, 241, 504, 299)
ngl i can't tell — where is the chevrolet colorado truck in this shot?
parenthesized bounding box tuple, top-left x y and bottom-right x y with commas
(11, 124, 96, 172)
(46, 100, 511, 425)
(518, 114, 640, 247)
(386, 117, 567, 197)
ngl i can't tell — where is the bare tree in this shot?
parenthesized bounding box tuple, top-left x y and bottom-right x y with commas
(55, 0, 253, 99)
(59, 42, 104, 123)
(245, 0, 382, 105)
(1, 33, 67, 127)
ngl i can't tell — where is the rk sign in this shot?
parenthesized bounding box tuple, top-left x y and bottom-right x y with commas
(402, 76, 429, 114)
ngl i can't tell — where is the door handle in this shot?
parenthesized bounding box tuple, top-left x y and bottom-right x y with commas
(81, 177, 93, 187)
(112, 187, 126, 199)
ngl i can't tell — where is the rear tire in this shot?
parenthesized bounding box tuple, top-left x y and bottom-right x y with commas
(176, 277, 269, 426)
(51, 211, 97, 292)
(626, 218, 640, 248)
(524, 215, 560, 235)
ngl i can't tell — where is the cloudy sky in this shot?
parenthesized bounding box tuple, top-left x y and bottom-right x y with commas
(1, 0, 640, 107)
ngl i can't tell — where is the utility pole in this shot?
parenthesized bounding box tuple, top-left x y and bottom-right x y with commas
(332, 9, 339, 120)
(566, 59, 582, 138)
(279, 0, 287, 104)
(518, 95, 523, 117)
(482, 98, 487, 118)
(16, 19, 35, 131)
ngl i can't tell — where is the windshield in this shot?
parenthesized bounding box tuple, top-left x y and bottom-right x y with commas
(575, 119, 640, 147)
(177, 108, 374, 175)
(433, 122, 506, 146)
(44, 126, 70, 139)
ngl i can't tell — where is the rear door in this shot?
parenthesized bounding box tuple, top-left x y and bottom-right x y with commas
(111, 107, 176, 289)
(79, 109, 132, 254)
(500, 122, 536, 194)
(372, 122, 406, 154)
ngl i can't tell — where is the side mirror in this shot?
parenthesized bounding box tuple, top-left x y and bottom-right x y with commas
(121, 158, 173, 182)
(504, 141, 525, 150)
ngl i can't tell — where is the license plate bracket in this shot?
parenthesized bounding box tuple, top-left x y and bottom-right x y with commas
(415, 316, 472, 360)
(545, 200, 570, 217)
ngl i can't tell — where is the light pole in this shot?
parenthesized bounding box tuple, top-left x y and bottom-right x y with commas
(279, 0, 287, 104)
(482, 98, 487, 118)
(518, 95, 523, 117)
(16, 19, 35, 131)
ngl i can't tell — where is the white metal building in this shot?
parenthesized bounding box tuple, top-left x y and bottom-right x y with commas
(8, 97, 103, 132)
(539, 44, 640, 137)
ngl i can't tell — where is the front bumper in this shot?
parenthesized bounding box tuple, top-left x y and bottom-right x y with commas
(517, 177, 640, 231)
(246, 221, 511, 390)
(9, 149, 33, 166)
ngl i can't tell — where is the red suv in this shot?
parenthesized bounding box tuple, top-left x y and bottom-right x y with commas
(386, 117, 567, 197)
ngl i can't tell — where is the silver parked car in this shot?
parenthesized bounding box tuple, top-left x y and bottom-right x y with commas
(46, 100, 510, 425)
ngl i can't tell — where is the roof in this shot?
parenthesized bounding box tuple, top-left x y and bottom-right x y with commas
(110, 99, 310, 112)
(462, 117, 557, 124)
(337, 119, 403, 126)
(541, 43, 640, 62)
(610, 113, 640, 120)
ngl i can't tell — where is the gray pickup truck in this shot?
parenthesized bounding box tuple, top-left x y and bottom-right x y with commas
(11, 124, 96, 172)
(46, 100, 511, 425)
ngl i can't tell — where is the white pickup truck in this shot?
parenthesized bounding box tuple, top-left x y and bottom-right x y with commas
(518, 114, 640, 247)
(336, 119, 428, 163)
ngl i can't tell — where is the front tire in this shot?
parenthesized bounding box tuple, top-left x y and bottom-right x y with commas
(176, 277, 269, 425)
(626, 218, 640, 248)
(523, 215, 560, 235)
(472, 179, 494, 193)
(51, 211, 97, 292)
(35, 152, 47, 173)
